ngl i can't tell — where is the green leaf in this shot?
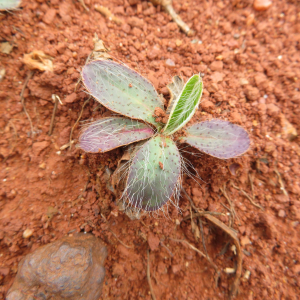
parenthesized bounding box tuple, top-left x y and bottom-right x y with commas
(179, 120, 250, 159)
(82, 60, 164, 129)
(163, 74, 203, 135)
(126, 135, 181, 211)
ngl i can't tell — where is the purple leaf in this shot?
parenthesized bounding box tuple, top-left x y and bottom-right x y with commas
(79, 117, 154, 153)
(179, 120, 250, 159)
(82, 60, 164, 129)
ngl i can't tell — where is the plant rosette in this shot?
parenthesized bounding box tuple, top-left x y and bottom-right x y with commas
(78, 60, 250, 212)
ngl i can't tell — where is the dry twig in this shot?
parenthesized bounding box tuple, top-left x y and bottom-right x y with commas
(150, 0, 194, 36)
(274, 168, 289, 197)
(79, 0, 89, 11)
(220, 183, 240, 225)
(20, 71, 34, 135)
(202, 214, 242, 299)
(199, 218, 220, 287)
(95, 5, 123, 25)
(147, 249, 157, 300)
(160, 240, 174, 257)
(231, 182, 264, 211)
(48, 95, 62, 135)
(68, 97, 91, 150)
(169, 238, 220, 276)
(249, 173, 255, 200)
(109, 229, 133, 249)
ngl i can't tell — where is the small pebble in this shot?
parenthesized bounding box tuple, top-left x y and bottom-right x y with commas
(244, 270, 251, 280)
(253, 0, 272, 11)
(224, 267, 236, 274)
(233, 33, 240, 39)
(278, 210, 286, 218)
(165, 58, 175, 68)
(23, 229, 34, 239)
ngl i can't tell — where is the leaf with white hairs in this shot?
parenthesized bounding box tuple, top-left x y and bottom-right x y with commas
(79, 117, 154, 153)
(179, 120, 250, 159)
(163, 74, 203, 135)
(126, 135, 181, 211)
(0, 0, 20, 10)
(82, 60, 164, 129)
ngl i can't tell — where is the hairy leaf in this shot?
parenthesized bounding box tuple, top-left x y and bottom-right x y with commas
(126, 135, 181, 211)
(166, 75, 184, 114)
(0, 0, 20, 10)
(82, 60, 164, 128)
(179, 120, 250, 159)
(163, 74, 203, 135)
(79, 117, 154, 153)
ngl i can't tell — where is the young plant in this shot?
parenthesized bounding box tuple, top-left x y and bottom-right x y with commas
(79, 60, 250, 212)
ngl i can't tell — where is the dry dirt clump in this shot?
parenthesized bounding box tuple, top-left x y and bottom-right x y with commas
(0, 0, 300, 299)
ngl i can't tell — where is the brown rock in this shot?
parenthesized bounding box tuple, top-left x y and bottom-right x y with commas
(254, 73, 267, 87)
(210, 61, 223, 72)
(172, 264, 181, 274)
(266, 103, 280, 117)
(241, 236, 251, 247)
(220, 21, 232, 34)
(128, 0, 140, 5)
(231, 111, 242, 123)
(65, 93, 77, 103)
(280, 114, 297, 141)
(253, 0, 272, 11)
(211, 72, 224, 83)
(7, 234, 107, 300)
(58, 126, 71, 146)
(201, 100, 214, 112)
(165, 58, 175, 68)
(112, 263, 124, 277)
(128, 17, 144, 29)
(278, 210, 286, 218)
(58, 2, 72, 23)
(43, 9, 56, 25)
(32, 141, 50, 156)
(244, 86, 260, 101)
(293, 264, 300, 274)
(192, 188, 202, 197)
(148, 232, 160, 251)
(0, 267, 10, 276)
(121, 23, 131, 34)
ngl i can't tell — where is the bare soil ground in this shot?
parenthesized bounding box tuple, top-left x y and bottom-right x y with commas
(1, 0, 300, 299)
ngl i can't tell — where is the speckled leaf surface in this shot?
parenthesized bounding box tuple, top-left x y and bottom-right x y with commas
(0, 0, 20, 10)
(82, 60, 163, 128)
(126, 135, 181, 211)
(180, 120, 250, 159)
(163, 74, 203, 135)
(79, 117, 154, 153)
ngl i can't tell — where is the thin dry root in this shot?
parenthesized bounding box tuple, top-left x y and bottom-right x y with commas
(68, 97, 91, 150)
(147, 249, 157, 300)
(20, 71, 34, 136)
(95, 5, 123, 25)
(109, 229, 133, 249)
(79, 0, 89, 11)
(202, 214, 242, 299)
(150, 0, 194, 36)
(231, 182, 264, 211)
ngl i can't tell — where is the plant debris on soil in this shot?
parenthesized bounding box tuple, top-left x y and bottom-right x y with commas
(1, 0, 300, 299)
